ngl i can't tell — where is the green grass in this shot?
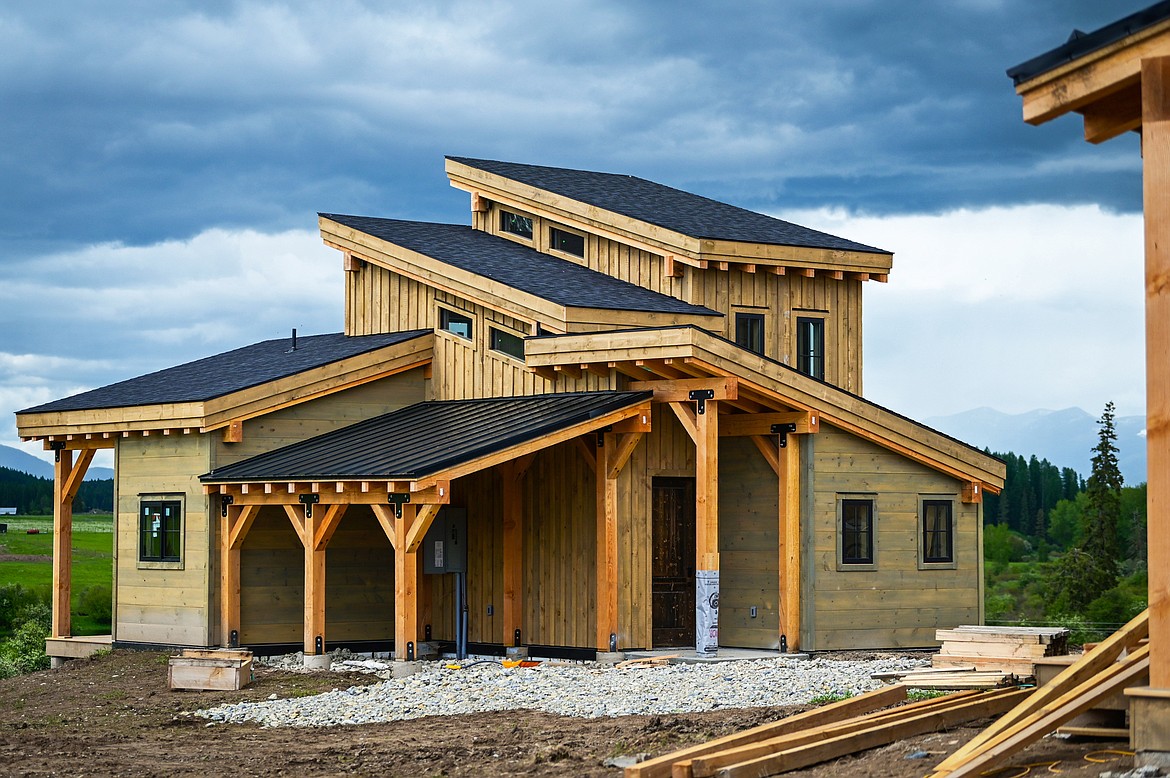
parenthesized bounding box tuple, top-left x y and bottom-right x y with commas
(0, 514, 113, 635)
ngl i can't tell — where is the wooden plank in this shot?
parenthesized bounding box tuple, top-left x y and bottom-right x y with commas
(717, 688, 1029, 778)
(1143, 57, 1170, 692)
(624, 685, 908, 778)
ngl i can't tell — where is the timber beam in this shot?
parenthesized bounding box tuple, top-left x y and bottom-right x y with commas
(718, 411, 819, 437)
(630, 377, 738, 404)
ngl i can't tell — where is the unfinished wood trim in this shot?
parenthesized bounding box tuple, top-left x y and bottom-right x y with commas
(404, 503, 442, 553)
(624, 685, 908, 778)
(394, 503, 420, 660)
(51, 450, 74, 638)
(1143, 56, 1170, 691)
(595, 432, 619, 650)
(778, 438, 801, 652)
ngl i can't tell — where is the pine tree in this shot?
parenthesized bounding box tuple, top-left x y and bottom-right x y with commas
(1082, 401, 1123, 574)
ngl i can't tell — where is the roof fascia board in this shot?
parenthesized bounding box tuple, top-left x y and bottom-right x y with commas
(320, 217, 567, 328)
(563, 307, 723, 331)
(700, 239, 893, 273)
(446, 158, 703, 259)
(1015, 19, 1170, 125)
(17, 403, 207, 438)
(525, 327, 1004, 488)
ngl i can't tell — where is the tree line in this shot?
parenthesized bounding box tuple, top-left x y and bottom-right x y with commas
(0, 467, 113, 515)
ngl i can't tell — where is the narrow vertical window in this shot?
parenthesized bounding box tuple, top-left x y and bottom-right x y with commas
(735, 312, 765, 355)
(922, 499, 954, 563)
(840, 499, 875, 566)
(140, 499, 182, 562)
(796, 317, 825, 380)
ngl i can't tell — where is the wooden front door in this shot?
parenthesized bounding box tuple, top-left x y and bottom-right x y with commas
(652, 477, 695, 647)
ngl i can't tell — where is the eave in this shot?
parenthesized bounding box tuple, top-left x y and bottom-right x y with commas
(16, 336, 434, 446)
(446, 158, 893, 279)
(524, 326, 1005, 494)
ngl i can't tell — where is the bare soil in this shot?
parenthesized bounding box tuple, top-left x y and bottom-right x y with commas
(0, 650, 1136, 777)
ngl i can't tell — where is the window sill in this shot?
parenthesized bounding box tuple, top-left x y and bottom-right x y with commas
(836, 562, 877, 572)
(138, 560, 184, 571)
(917, 560, 957, 571)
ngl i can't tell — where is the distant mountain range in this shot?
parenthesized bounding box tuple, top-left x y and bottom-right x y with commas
(0, 443, 114, 481)
(925, 407, 1147, 486)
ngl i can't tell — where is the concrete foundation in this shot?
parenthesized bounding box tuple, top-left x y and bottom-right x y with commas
(595, 651, 625, 665)
(505, 646, 529, 660)
(303, 653, 332, 670)
(390, 661, 424, 678)
(1127, 687, 1170, 769)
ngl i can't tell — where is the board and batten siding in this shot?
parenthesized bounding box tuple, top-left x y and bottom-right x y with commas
(114, 433, 213, 646)
(806, 423, 982, 650)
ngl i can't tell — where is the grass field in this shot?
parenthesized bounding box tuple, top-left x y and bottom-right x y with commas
(0, 513, 113, 635)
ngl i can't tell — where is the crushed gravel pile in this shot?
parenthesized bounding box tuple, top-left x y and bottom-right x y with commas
(194, 653, 928, 728)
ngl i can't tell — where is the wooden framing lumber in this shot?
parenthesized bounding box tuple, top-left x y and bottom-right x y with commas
(717, 411, 818, 437)
(688, 689, 1018, 777)
(624, 685, 908, 778)
(630, 377, 738, 404)
(715, 688, 1028, 777)
(778, 439, 800, 652)
(219, 504, 259, 647)
(393, 503, 420, 660)
(695, 400, 719, 575)
(596, 432, 624, 650)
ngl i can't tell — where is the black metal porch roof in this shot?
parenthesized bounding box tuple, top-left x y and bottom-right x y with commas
(200, 390, 651, 483)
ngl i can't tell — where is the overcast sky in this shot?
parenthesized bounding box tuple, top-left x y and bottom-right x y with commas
(0, 0, 1151, 467)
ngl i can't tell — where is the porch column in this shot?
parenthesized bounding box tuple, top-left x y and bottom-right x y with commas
(51, 447, 95, 639)
(285, 503, 347, 657)
(695, 400, 719, 655)
(778, 438, 801, 652)
(595, 433, 619, 652)
(394, 503, 419, 661)
(219, 503, 257, 647)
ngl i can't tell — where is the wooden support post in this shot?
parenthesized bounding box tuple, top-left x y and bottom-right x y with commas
(1143, 56, 1170, 691)
(52, 450, 73, 639)
(394, 503, 420, 661)
(596, 433, 619, 651)
(502, 461, 526, 647)
(219, 504, 258, 647)
(303, 511, 325, 655)
(695, 400, 719, 654)
(779, 436, 801, 652)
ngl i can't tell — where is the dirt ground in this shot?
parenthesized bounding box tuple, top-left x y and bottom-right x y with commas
(0, 650, 1137, 777)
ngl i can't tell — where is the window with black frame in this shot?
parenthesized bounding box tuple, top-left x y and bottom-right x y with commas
(439, 308, 473, 339)
(549, 226, 585, 257)
(922, 499, 954, 563)
(499, 210, 533, 240)
(735, 312, 765, 355)
(840, 498, 874, 565)
(490, 327, 524, 359)
(140, 499, 182, 562)
(796, 316, 825, 379)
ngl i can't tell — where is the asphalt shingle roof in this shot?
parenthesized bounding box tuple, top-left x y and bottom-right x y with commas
(447, 156, 889, 254)
(200, 390, 651, 482)
(320, 215, 720, 317)
(1007, 1, 1170, 85)
(19, 331, 430, 415)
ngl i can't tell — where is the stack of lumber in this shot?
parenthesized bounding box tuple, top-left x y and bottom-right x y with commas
(932, 625, 1069, 677)
(877, 666, 1024, 690)
(168, 648, 254, 691)
(624, 684, 1030, 778)
(926, 609, 1150, 777)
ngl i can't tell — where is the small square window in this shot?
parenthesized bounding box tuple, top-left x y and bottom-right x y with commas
(839, 498, 875, 568)
(921, 499, 954, 564)
(549, 227, 585, 257)
(796, 316, 825, 380)
(735, 312, 765, 355)
(490, 327, 524, 360)
(440, 308, 473, 340)
(140, 499, 182, 562)
(500, 210, 533, 240)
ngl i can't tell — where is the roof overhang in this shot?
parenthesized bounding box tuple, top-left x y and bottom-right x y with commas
(445, 158, 893, 279)
(1012, 14, 1170, 141)
(524, 326, 1005, 495)
(319, 216, 723, 333)
(16, 334, 434, 447)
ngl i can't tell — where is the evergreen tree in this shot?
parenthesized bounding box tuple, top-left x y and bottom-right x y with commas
(1082, 401, 1124, 575)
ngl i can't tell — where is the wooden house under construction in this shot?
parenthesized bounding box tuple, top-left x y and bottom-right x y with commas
(17, 157, 1005, 662)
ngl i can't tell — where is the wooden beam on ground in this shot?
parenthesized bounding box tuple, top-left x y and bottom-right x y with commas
(220, 504, 258, 646)
(596, 432, 619, 651)
(931, 608, 1149, 774)
(718, 411, 818, 437)
(624, 685, 908, 778)
(394, 503, 420, 660)
(778, 438, 801, 651)
(717, 687, 1030, 777)
(630, 377, 738, 403)
(933, 648, 1149, 778)
(1143, 57, 1170, 692)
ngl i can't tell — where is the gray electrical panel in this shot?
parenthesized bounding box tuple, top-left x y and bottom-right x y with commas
(422, 507, 467, 574)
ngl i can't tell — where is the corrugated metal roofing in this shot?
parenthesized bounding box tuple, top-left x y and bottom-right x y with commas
(1007, 1, 1170, 85)
(19, 330, 430, 414)
(200, 390, 652, 482)
(447, 156, 890, 255)
(321, 215, 720, 317)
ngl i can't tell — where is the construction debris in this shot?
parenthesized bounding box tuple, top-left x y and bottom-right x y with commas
(933, 625, 1069, 677)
